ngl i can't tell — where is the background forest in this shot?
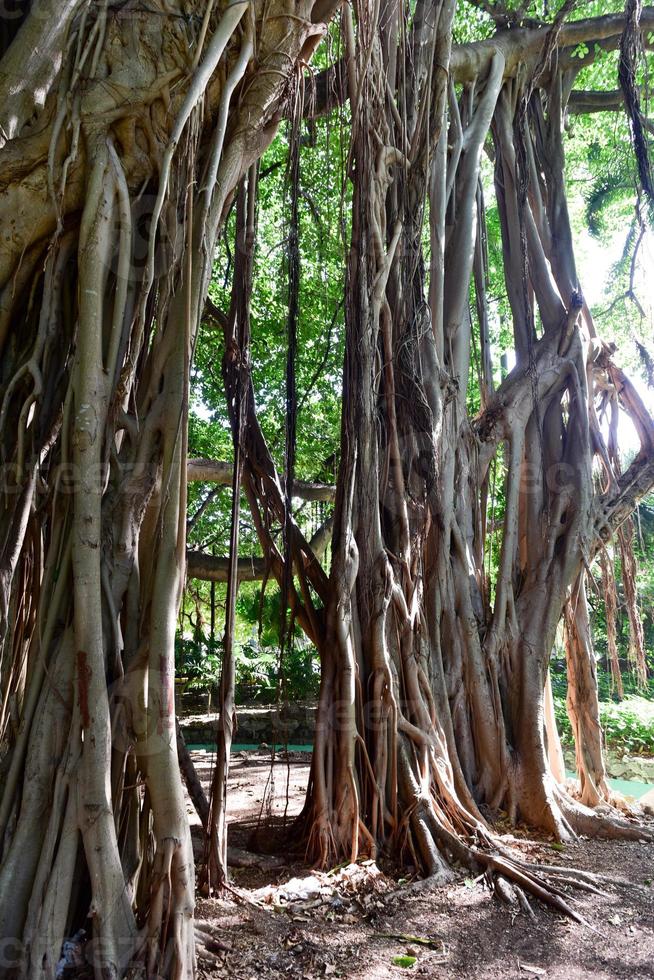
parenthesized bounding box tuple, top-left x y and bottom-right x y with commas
(178, 2, 654, 758)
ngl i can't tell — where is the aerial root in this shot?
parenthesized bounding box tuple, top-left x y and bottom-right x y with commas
(492, 874, 535, 918)
(195, 940, 227, 969)
(538, 873, 608, 897)
(421, 778, 654, 925)
(193, 921, 230, 969)
(304, 812, 339, 869)
(427, 815, 591, 924)
(555, 789, 654, 842)
(472, 848, 589, 925)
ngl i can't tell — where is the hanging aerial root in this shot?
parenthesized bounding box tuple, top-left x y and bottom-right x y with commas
(618, 518, 648, 686)
(619, 0, 654, 216)
(599, 548, 624, 699)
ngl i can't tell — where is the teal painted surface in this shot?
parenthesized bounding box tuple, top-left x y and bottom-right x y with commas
(565, 769, 652, 799)
(607, 776, 653, 799)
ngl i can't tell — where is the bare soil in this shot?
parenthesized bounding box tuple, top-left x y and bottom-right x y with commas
(187, 750, 654, 980)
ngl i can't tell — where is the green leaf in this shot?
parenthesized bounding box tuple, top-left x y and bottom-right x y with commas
(571, 42, 589, 59)
(392, 956, 417, 969)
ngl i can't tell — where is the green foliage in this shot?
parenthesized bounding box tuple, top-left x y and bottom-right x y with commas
(553, 694, 654, 756)
(175, 635, 221, 691)
(194, 108, 347, 488)
(176, 583, 320, 704)
(236, 587, 320, 703)
(391, 956, 417, 969)
(175, 629, 320, 705)
(584, 169, 632, 239)
(236, 636, 320, 704)
(571, 42, 590, 60)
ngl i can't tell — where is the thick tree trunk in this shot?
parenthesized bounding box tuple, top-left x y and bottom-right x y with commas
(297, 0, 654, 893)
(0, 1, 335, 975)
(564, 572, 610, 808)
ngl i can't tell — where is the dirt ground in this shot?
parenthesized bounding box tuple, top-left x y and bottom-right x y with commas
(188, 750, 654, 980)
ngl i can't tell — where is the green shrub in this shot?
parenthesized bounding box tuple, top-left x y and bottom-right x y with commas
(174, 632, 320, 705)
(235, 636, 320, 704)
(175, 635, 221, 691)
(554, 694, 654, 756)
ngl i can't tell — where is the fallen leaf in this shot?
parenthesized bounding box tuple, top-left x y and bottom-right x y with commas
(392, 955, 417, 968)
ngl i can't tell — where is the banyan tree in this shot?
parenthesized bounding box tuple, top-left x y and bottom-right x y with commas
(0, 0, 653, 977)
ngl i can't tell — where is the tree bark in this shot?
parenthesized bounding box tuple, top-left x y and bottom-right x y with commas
(0, 1, 338, 975)
(294, 0, 654, 890)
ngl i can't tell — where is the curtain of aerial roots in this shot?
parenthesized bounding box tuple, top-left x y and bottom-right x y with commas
(203, 173, 255, 893)
(598, 369, 649, 689)
(0, 0, 330, 975)
(300, 0, 654, 899)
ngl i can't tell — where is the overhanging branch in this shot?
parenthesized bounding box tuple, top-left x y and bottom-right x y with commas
(188, 457, 336, 502)
(305, 9, 654, 120)
(186, 552, 267, 582)
(594, 352, 654, 542)
(451, 8, 654, 83)
(567, 87, 654, 135)
(187, 514, 334, 583)
(596, 453, 654, 543)
(568, 89, 624, 113)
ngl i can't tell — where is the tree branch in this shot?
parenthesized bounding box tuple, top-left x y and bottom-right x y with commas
(304, 58, 347, 118)
(593, 349, 654, 542)
(305, 9, 654, 119)
(568, 89, 624, 113)
(188, 457, 336, 501)
(567, 88, 654, 135)
(186, 552, 267, 583)
(596, 452, 654, 543)
(187, 514, 334, 583)
(450, 7, 654, 83)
